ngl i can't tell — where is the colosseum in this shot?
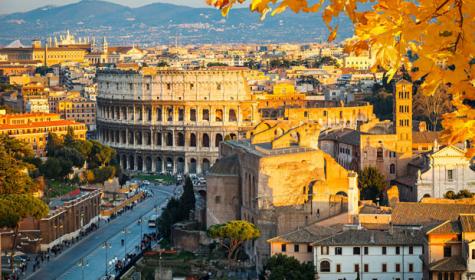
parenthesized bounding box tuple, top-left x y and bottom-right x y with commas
(96, 67, 260, 174)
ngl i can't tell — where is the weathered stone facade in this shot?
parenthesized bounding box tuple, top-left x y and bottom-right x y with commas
(96, 68, 260, 174)
(207, 120, 352, 265)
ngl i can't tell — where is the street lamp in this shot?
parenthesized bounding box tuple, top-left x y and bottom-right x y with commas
(77, 257, 88, 280)
(138, 215, 144, 242)
(102, 240, 112, 276)
(121, 228, 131, 257)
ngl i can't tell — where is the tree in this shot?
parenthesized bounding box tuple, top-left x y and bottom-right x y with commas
(40, 157, 73, 179)
(413, 87, 453, 131)
(88, 140, 115, 169)
(0, 194, 48, 269)
(207, 62, 228, 67)
(180, 176, 196, 219)
(64, 126, 75, 147)
(45, 132, 63, 157)
(262, 254, 314, 280)
(207, 0, 475, 157)
(55, 147, 85, 168)
(208, 220, 260, 261)
(0, 138, 37, 194)
(358, 167, 387, 201)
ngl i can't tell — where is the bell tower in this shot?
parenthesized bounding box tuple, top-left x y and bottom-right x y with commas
(393, 79, 413, 176)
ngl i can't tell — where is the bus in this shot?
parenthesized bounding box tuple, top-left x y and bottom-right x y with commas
(148, 214, 158, 228)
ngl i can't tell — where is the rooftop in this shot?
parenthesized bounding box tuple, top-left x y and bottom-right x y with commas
(313, 228, 424, 246)
(392, 202, 475, 226)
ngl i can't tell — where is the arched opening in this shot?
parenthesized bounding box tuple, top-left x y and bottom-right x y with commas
(336, 191, 348, 197)
(137, 155, 143, 171)
(202, 158, 210, 174)
(215, 109, 223, 122)
(166, 157, 173, 173)
(156, 157, 163, 173)
(215, 133, 223, 147)
(190, 133, 196, 147)
(230, 133, 237, 140)
(274, 128, 284, 137)
(202, 133, 210, 148)
(320, 261, 330, 272)
(145, 156, 152, 172)
(423, 194, 431, 198)
(128, 155, 135, 170)
(229, 109, 237, 122)
(390, 163, 396, 174)
(177, 132, 185, 146)
(177, 157, 185, 174)
(290, 131, 300, 146)
(136, 131, 142, 145)
(166, 132, 173, 146)
(189, 158, 197, 174)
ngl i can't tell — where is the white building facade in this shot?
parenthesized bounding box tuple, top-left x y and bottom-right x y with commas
(416, 145, 475, 201)
(313, 229, 424, 280)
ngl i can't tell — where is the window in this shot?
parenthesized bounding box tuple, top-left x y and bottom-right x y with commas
(364, 247, 368, 255)
(396, 246, 400, 255)
(190, 109, 196, 121)
(178, 108, 184, 121)
(294, 244, 299, 252)
(353, 247, 360, 255)
(281, 244, 286, 252)
(202, 109, 209, 121)
(382, 263, 387, 272)
(307, 245, 312, 253)
(377, 147, 383, 159)
(409, 246, 414, 255)
(354, 264, 359, 272)
(321, 246, 329, 255)
(382, 247, 387, 255)
(444, 246, 452, 257)
(472, 249, 475, 259)
(320, 261, 330, 272)
(202, 133, 210, 148)
(364, 264, 369, 272)
(409, 263, 414, 272)
(335, 247, 342, 255)
(336, 264, 341, 272)
(390, 164, 396, 174)
(395, 263, 401, 272)
(447, 170, 454, 181)
(215, 196, 221, 204)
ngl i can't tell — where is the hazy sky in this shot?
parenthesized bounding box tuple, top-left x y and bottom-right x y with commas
(0, 0, 218, 14)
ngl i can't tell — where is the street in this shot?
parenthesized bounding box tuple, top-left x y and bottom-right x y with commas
(26, 184, 177, 280)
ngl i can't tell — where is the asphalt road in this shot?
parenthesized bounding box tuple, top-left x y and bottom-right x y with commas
(26, 184, 177, 280)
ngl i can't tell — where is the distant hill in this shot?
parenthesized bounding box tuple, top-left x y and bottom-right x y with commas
(0, 0, 354, 46)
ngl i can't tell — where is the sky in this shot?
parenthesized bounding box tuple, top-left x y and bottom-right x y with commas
(0, 0, 217, 14)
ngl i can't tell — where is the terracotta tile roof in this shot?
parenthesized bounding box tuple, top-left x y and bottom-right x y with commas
(319, 128, 360, 146)
(392, 202, 475, 226)
(0, 120, 85, 130)
(426, 220, 461, 235)
(412, 131, 440, 144)
(429, 256, 466, 272)
(268, 223, 341, 243)
(459, 214, 475, 232)
(313, 228, 424, 246)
